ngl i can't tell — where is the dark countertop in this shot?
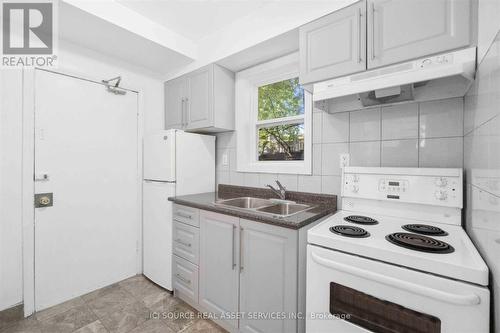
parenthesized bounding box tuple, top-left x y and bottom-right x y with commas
(168, 185, 337, 230)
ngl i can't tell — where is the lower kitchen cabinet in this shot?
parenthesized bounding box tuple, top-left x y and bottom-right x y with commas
(239, 219, 298, 333)
(199, 211, 240, 331)
(173, 204, 318, 333)
(173, 254, 199, 308)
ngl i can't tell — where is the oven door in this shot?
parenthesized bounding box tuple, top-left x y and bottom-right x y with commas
(306, 245, 489, 333)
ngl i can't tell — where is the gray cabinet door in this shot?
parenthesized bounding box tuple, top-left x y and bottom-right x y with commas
(199, 211, 239, 330)
(164, 76, 186, 129)
(239, 219, 298, 333)
(299, 0, 366, 84)
(186, 65, 213, 130)
(367, 0, 473, 69)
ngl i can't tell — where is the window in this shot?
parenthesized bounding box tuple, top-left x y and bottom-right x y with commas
(257, 78, 305, 161)
(236, 53, 312, 174)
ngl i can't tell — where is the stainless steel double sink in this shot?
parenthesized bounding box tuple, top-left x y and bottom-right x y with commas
(214, 197, 313, 217)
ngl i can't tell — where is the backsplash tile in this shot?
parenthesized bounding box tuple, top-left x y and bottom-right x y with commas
(298, 175, 322, 194)
(419, 97, 463, 138)
(419, 137, 463, 168)
(277, 174, 298, 191)
(322, 111, 349, 143)
(216, 96, 465, 199)
(349, 141, 381, 167)
(381, 139, 418, 167)
(381, 103, 419, 140)
(321, 143, 349, 176)
(349, 108, 381, 142)
(313, 112, 322, 144)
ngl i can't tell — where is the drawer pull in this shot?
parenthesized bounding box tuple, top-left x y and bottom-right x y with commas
(176, 273, 191, 285)
(175, 239, 192, 247)
(177, 212, 192, 219)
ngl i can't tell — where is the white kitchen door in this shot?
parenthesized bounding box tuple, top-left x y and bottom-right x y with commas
(34, 69, 140, 310)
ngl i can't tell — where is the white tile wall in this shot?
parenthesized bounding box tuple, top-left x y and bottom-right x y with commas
(298, 175, 322, 194)
(277, 174, 298, 191)
(312, 144, 322, 175)
(349, 141, 380, 167)
(381, 103, 419, 140)
(321, 143, 349, 175)
(312, 112, 322, 144)
(463, 31, 500, 333)
(350, 108, 381, 142)
(419, 137, 463, 168)
(419, 98, 463, 138)
(381, 139, 418, 167)
(322, 112, 349, 143)
(215, 97, 464, 194)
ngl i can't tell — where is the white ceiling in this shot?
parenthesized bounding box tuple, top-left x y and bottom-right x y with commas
(217, 29, 299, 72)
(59, 0, 357, 77)
(116, 0, 270, 41)
(60, 1, 193, 76)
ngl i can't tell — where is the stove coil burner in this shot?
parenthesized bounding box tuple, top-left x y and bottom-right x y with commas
(386, 232, 454, 253)
(330, 225, 370, 238)
(344, 215, 379, 225)
(402, 224, 448, 236)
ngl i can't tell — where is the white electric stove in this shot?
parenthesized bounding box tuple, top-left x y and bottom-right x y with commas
(306, 167, 490, 333)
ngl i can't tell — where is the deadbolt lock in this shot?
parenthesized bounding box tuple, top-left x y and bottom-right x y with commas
(35, 193, 53, 208)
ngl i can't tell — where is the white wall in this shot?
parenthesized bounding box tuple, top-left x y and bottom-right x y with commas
(0, 40, 164, 312)
(0, 70, 24, 311)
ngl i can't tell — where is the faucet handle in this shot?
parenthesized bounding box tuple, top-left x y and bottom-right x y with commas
(275, 180, 286, 192)
(267, 184, 278, 191)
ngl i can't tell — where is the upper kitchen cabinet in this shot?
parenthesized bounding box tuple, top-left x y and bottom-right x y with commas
(299, 0, 367, 85)
(164, 64, 235, 133)
(367, 0, 474, 69)
(164, 76, 186, 130)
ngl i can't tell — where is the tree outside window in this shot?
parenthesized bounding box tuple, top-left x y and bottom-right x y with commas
(257, 78, 305, 161)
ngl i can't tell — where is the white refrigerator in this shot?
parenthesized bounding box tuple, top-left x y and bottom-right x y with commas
(143, 129, 215, 290)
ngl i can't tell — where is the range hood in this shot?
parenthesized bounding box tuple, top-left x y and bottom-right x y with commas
(313, 47, 476, 106)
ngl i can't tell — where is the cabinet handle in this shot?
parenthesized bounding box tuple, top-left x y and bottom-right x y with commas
(175, 273, 191, 285)
(358, 7, 363, 63)
(184, 97, 189, 128)
(371, 2, 376, 60)
(232, 225, 236, 270)
(175, 238, 192, 247)
(176, 212, 192, 219)
(239, 227, 244, 272)
(181, 98, 185, 128)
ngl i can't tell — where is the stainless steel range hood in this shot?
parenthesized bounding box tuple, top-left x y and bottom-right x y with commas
(313, 47, 476, 106)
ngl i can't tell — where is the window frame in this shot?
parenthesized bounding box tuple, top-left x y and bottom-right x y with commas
(236, 52, 312, 174)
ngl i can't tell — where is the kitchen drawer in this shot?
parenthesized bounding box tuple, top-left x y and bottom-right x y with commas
(173, 204, 199, 227)
(173, 255, 199, 307)
(173, 221, 200, 265)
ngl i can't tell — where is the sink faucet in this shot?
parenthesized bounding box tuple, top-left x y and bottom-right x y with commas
(267, 180, 287, 200)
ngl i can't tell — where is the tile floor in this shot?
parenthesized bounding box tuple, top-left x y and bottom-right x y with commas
(0, 275, 226, 333)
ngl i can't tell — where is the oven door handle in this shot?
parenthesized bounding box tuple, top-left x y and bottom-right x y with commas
(311, 251, 481, 306)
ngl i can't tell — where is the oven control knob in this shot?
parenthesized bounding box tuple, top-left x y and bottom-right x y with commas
(434, 190, 447, 200)
(435, 177, 448, 187)
(351, 185, 359, 193)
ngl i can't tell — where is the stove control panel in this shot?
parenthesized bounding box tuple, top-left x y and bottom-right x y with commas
(342, 168, 463, 208)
